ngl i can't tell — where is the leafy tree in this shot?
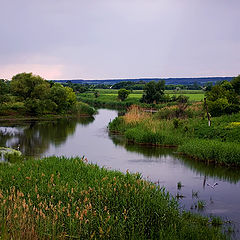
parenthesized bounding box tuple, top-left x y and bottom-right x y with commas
(206, 80, 240, 116)
(231, 75, 240, 95)
(118, 89, 130, 101)
(94, 90, 100, 98)
(0, 79, 10, 104)
(140, 80, 165, 104)
(10, 73, 50, 100)
(50, 83, 77, 113)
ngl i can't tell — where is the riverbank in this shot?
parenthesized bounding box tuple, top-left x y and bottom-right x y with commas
(0, 102, 96, 122)
(108, 106, 240, 166)
(0, 156, 226, 239)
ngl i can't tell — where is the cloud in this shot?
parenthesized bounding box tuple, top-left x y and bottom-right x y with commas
(0, 0, 239, 79)
(1, 64, 64, 80)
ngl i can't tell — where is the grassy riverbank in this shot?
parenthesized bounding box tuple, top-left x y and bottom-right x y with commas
(0, 102, 96, 121)
(0, 156, 226, 239)
(109, 106, 240, 166)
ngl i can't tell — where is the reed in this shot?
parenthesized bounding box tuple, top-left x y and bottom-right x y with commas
(0, 157, 226, 239)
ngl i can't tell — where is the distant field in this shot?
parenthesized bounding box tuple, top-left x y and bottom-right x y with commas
(79, 89, 205, 102)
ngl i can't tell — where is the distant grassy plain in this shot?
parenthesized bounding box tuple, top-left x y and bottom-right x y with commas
(78, 89, 205, 108)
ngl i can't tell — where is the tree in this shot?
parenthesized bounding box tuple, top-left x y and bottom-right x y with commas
(50, 83, 77, 113)
(0, 79, 10, 104)
(94, 90, 100, 98)
(118, 89, 130, 101)
(231, 75, 240, 95)
(206, 80, 240, 116)
(10, 72, 50, 100)
(140, 80, 165, 104)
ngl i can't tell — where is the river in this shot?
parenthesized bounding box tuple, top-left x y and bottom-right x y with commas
(0, 109, 240, 238)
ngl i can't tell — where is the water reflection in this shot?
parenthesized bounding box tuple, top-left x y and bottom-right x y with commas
(109, 132, 240, 183)
(0, 109, 240, 238)
(0, 117, 94, 157)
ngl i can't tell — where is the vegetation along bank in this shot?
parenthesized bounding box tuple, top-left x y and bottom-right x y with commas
(0, 73, 96, 119)
(108, 76, 240, 166)
(109, 105, 240, 166)
(0, 156, 226, 239)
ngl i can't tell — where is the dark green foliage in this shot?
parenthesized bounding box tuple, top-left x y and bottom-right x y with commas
(10, 73, 50, 100)
(206, 79, 240, 116)
(71, 102, 96, 115)
(94, 90, 99, 98)
(0, 79, 10, 104)
(140, 80, 165, 104)
(231, 75, 240, 95)
(0, 157, 226, 239)
(1, 73, 95, 117)
(118, 89, 130, 101)
(111, 81, 145, 90)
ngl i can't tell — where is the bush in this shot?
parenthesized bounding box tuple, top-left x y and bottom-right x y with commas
(72, 102, 96, 116)
(118, 89, 130, 101)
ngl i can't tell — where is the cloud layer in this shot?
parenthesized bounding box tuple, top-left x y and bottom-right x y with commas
(1, 0, 239, 79)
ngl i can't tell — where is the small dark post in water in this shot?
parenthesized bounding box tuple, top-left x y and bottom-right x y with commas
(204, 98, 211, 127)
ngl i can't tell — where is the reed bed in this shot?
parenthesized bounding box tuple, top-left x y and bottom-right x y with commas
(109, 107, 240, 166)
(178, 139, 240, 166)
(0, 157, 226, 239)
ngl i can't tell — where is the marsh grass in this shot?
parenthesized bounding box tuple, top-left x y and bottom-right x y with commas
(0, 157, 226, 239)
(109, 107, 240, 166)
(178, 139, 240, 166)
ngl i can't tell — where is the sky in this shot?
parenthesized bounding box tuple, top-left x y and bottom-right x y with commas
(0, 0, 240, 80)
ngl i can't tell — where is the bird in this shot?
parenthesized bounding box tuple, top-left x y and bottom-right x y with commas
(207, 182, 218, 189)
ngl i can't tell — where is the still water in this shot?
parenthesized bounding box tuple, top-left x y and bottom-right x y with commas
(1, 109, 240, 237)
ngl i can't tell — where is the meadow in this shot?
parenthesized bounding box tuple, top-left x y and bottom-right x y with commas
(0, 156, 226, 239)
(78, 89, 205, 109)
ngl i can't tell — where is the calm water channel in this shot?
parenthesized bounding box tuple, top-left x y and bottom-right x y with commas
(1, 109, 240, 238)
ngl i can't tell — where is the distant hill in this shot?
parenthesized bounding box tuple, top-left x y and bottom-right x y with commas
(53, 77, 233, 86)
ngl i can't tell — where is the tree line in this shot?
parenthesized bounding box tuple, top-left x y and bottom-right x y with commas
(0, 73, 77, 115)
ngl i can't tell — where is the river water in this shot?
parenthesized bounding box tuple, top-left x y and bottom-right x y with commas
(0, 109, 240, 238)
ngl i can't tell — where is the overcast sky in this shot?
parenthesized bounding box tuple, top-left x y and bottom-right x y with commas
(0, 0, 239, 80)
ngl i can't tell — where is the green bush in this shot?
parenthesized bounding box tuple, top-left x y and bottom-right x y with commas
(72, 102, 96, 116)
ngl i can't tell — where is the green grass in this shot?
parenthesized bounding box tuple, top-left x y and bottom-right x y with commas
(78, 89, 205, 109)
(0, 156, 226, 239)
(168, 94, 204, 101)
(178, 139, 240, 166)
(109, 109, 240, 166)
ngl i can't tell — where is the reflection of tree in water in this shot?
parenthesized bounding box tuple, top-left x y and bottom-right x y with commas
(0, 117, 94, 157)
(109, 132, 176, 158)
(177, 155, 240, 184)
(109, 132, 240, 183)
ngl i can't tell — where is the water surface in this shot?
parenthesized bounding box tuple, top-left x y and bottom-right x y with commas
(1, 109, 240, 237)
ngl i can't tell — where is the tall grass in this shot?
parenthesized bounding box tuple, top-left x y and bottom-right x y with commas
(0, 157, 226, 239)
(109, 107, 240, 166)
(178, 139, 240, 166)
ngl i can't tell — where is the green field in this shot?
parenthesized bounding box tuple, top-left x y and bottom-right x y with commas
(78, 89, 205, 108)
